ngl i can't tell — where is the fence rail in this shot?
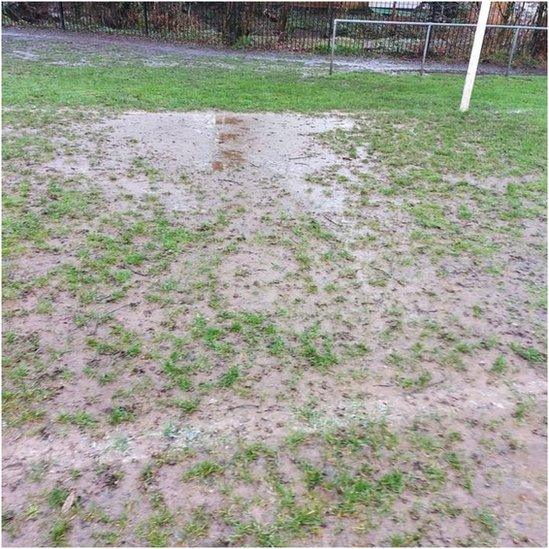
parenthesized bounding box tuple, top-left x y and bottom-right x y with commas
(2, 2, 547, 69)
(329, 18, 548, 74)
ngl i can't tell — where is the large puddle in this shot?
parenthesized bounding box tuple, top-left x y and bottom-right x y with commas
(78, 111, 355, 215)
(41, 111, 356, 218)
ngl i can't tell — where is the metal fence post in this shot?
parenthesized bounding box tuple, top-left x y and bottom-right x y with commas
(329, 20, 337, 75)
(506, 28, 520, 76)
(142, 2, 149, 36)
(421, 23, 432, 75)
(59, 2, 65, 30)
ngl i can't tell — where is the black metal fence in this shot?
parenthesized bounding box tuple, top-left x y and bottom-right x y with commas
(2, 2, 547, 67)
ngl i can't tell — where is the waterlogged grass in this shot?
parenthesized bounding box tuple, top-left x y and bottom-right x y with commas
(3, 58, 546, 115)
(2, 40, 546, 548)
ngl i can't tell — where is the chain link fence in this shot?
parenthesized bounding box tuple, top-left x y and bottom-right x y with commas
(2, 2, 547, 68)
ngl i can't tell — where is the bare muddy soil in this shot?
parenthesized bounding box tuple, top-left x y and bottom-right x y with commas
(2, 109, 547, 547)
(3, 27, 544, 75)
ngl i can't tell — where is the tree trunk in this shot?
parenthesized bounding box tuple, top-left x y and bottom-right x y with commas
(502, 2, 515, 25)
(530, 2, 547, 58)
(222, 2, 245, 46)
(278, 3, 289, 43)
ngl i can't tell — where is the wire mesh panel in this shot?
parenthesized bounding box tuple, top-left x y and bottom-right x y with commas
(60, 3, 145, 35)
(145, 3, 221, 45)
(1, 1, 547, 68)
(2, 1, 60, 28)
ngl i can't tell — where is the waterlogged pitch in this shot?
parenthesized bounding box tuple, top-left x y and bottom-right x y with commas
(2, 28, 547, 547)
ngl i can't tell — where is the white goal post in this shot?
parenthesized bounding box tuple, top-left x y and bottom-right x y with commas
(460, 0, 491, 111)
(329, 2, 547, 111)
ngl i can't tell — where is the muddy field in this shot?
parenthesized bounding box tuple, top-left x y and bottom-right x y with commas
(2, 100, 547, 547)
(2, 26, 547, 546)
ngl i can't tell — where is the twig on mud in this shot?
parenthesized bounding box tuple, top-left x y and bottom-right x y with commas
(370, 265, 405, 286)
(90, 303, 133, 335)
(286, 236, 301, 247)
(124, 266, 147, 276)
(322, 213, 342, 227)
(375, 376, 447, 393)
(227, 404, 260, 411)
(289, 154, 313, 160)
(409, 375, 447, 394)
(227, 404, 284, 412)
(105, 303, 134, 315)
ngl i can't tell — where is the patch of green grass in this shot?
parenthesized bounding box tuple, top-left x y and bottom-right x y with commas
(220, 310, 284, 354)
(3, 134, 54, 162)
(226, 518, 282, 547)
(396, 370, 432, 391)
(4, 60, 546, 120)
(191, 315, 233, 356)
(390, 531, 423, 547)
(378, 470, 405, 494)
(444, 451, 465, 472)
(277, 502, 323, 538)
(298, 461, 324, 489)
(57, 410, 97, 428)
(323, 419, 397, 454)
(50, 518, 72, 546)
(108, 406, 135, 425)
(139, 464, 157, 486)
(512, 396, 534, 421)
(457, 204, 473, 220)
(410, 432, 442, 454)
(136, 508, 174, 547)
(92, 530, 121, 546)
(218, 365, 240, 388)
(472, 508, 499, 536)
(472, 304, 483, 318)
(163, 422, 181, 439)
(333, 467, 405, 516)
(86, 325, 142, 358)
(44, 180, 99, 220)
(183, 460, 223, 480)
(130, 156, 161, 182)
(491, 355, 508, 374)
(154, 216, 198, 252)
(409, 203, 452, 230)
(35, 298, 54, 314)
(337, 474, 376, 514)
(183, 508, 211, 540)
(284, 431, 308, 448)
(423, 465, 447, 488)
(268, 335, 286, 356)
(47, 487, 69, 508)
(174, 398, 200, 415)
(235, 442, 276, 464)
(3, 211, 50, 257)
(162, 350, 195, 389)
(510, 343, 546, 364)
(299, 324, 338, 370)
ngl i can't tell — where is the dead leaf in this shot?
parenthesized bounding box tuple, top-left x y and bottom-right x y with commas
(61, 492, 76, 514)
